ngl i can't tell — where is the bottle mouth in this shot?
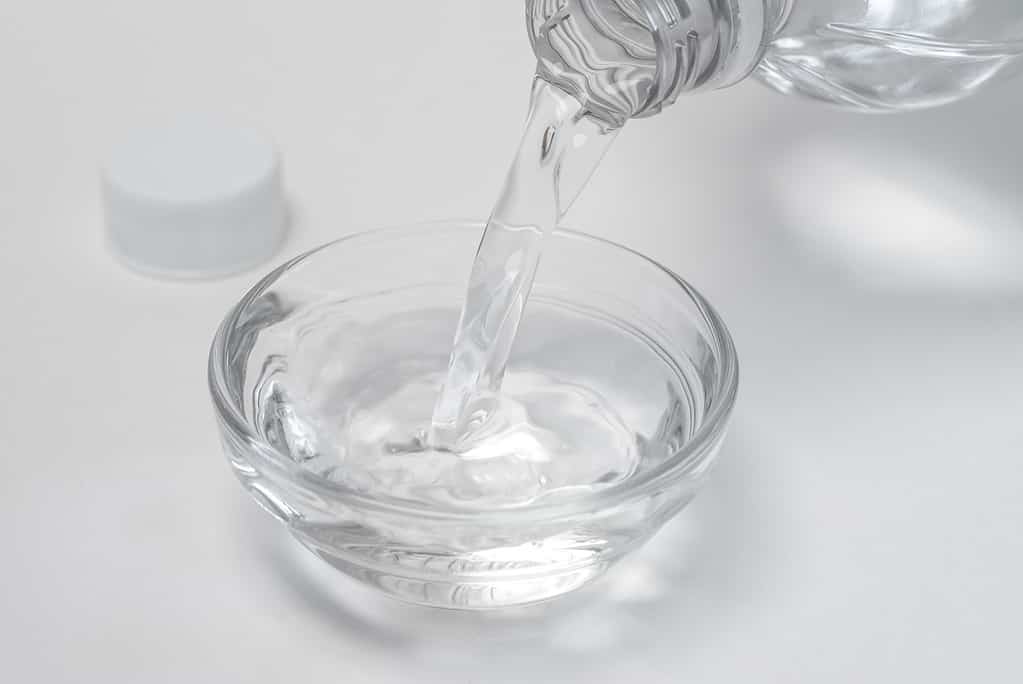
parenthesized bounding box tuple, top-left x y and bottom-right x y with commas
(527, 0, 661, 128)
(526, 0, 745, 126)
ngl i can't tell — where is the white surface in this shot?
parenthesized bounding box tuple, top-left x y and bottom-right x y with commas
(2, 2, 1022, 682)
(103, 116, 285, 277)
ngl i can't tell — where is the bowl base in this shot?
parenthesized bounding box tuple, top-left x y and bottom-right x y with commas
(299, 541, 614, 610)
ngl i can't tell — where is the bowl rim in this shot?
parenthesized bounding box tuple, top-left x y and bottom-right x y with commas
(209, 220, 739, 523)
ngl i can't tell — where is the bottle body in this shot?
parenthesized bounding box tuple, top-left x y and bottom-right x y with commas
(759, 0, 1023, 110)
(526, 0, 1023, 125)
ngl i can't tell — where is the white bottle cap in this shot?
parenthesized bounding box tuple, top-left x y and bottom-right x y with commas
(102, 116, 286, 279)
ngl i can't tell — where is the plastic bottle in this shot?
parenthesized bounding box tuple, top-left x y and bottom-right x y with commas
(526, 0, 1023, 127)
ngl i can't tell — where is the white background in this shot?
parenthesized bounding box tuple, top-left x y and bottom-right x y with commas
(2, 2, 1022, 681)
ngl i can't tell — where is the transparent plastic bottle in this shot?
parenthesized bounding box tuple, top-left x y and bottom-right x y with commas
(527, 0, 1023, 127)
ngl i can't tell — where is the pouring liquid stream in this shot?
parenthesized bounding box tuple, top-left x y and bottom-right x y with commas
(430, 80, 619, 447)
(252, 80, 697, 508)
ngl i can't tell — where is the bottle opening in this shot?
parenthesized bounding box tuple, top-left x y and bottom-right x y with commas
(526, 0, 756, 125)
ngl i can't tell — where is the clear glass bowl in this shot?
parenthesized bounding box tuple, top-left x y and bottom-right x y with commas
(209, 221, 738, 609)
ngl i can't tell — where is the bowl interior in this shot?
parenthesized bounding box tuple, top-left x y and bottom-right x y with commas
(213, 222, 737, 515)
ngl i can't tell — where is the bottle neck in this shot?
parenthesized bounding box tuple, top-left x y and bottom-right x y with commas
(526, 0, 787, 127)
(634, 0, 782, 117)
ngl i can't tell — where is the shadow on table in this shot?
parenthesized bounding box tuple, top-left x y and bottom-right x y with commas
(238, 427, 782, 677)
(734, 86, 1023, 300)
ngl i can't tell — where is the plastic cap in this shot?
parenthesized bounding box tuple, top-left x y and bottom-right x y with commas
(102, 116, 286, 278)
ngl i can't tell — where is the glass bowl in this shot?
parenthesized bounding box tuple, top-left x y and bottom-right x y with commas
(209, 221, 738, 609)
